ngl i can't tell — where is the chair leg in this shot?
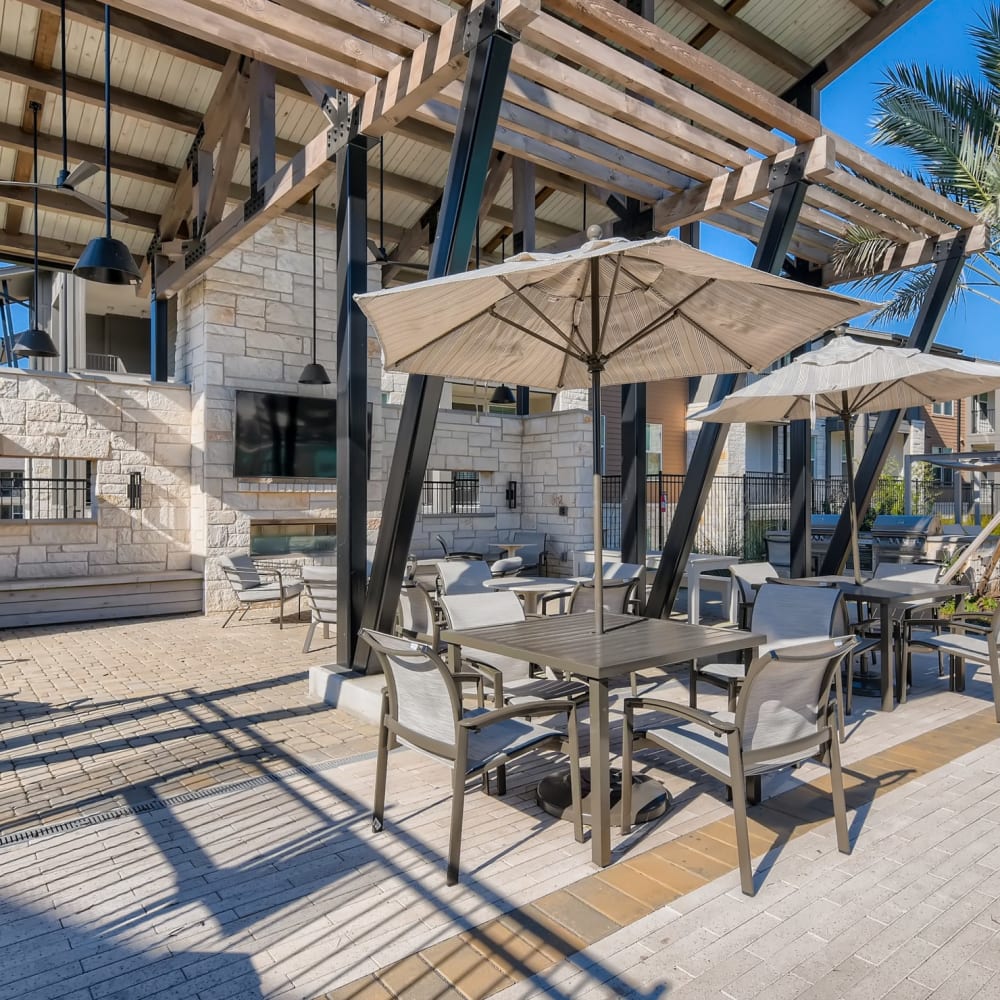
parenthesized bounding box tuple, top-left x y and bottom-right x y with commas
(567, 715, 584, 845)
(222, 606, 239, 628)
(689, 662, 699, 708)
(621, 711, 635, 836)
(828, 730, 851, 855)
(302, 621, 317, 654)
(989, 655, 1000, 724)
(372, 698, 390, 834)
(279, 596, 285, 629)
(729, 751, 755, 896)
(447, 764, 467, 886)
(495, 764, 507, 796)
(833, 664, 846, 743)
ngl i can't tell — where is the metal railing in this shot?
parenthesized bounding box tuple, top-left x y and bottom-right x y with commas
(421, 478, 480, 514)
(84, 353, 127, 373)
(0, 475, 93, 520)
(971, 406, 996, 434)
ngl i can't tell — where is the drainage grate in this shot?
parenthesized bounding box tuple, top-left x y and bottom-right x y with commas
(0, 749, 377, 848)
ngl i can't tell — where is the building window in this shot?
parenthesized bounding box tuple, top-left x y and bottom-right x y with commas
(646, 423, 662, 475)
(421, 471, 480, 513)
(931, 446, 954, 486)
(932, 400, 955, 416)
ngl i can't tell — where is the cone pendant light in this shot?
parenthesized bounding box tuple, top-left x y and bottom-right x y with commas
(298, 191, 330, 385)
(73, 5, 140, 285)
(14, 101, 59, 359)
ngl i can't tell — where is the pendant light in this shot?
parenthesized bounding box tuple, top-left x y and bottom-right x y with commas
(73, 5, 140, 284)
(14, 101, 59, 359)
(298, 190, 330, 385)
(489, 384, 515, 406)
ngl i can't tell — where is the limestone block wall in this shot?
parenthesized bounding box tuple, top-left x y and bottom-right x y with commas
(0, 369, 192, 580)
(177, 219, 385, 611)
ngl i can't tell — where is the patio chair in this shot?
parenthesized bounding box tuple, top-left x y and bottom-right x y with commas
(396, 582, 444, 651)
(512, 530, 547, 573)
(729, 562, 777, 629)
(436, 559, 493, 595)
(622, 636, 855, 895)
(564, 579, 636, 615)
(908, 605, 1000, 722)
(438, 590, 589, 708)
(434, 533, 483, 561)
(219, 555, 302, 629)
(361, 628, 584, 885)
(489, 555, 524, 577)
(300, 567, 337, 652)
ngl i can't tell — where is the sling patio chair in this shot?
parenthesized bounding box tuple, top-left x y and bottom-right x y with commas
(219, 554, 302, 629)
(622, 636, 856, 895)
(361, 628, 583, 885)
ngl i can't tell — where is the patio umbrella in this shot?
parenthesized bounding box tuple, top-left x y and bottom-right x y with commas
(356, 233, 871, 631)
(692, 333, 1000, 584)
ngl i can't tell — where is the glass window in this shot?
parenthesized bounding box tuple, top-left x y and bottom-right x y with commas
(646, 423, 662, 475)
(932, 400, 955, 416)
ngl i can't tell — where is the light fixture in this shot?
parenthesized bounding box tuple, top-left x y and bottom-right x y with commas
(73, 5, 140, 285)
(490, 383, 515, 406)
(298, 190, 330, 385)
(14, 101, 59, 359)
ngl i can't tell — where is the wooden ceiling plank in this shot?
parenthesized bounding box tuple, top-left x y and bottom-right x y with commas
(0, 229, 134, 267)
(805, 186, 919, 244)
(823, 224, 989, 285)
(519, 14, 785, 157)
(822, 169, 954, 236)
(652, 137, 836, 231)
(362, 0, 452, 32)
(0, 185, 159, 231)
(277, 0, 426, 55)
(669, 0, 809, 78)
(104, 0, 376, 94)
(542, 0, 823, 141)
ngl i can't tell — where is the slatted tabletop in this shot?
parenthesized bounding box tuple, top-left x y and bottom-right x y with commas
(441, 612, 763, 680)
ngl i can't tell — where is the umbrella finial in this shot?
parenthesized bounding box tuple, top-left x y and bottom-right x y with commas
(833, 322, 849, 337)
(586, 224, 603, 241)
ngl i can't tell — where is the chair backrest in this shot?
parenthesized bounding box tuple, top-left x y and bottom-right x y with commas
(435, 533, 450, 557)
(571, 553, 643, 580)
(567, 579, 635, 615)
(301, 569, 337, 624)
(436, 559, 493, 594)
(512, 530, 546, 568)
(397, 584, 437, 643)
(751, 582, 844, 651)
(873, 562, 941, 583)
(730, 562, 777, 606)
(360, 629, 460, 751)
(219, 554, 261, 591)
(736, 637, 855, 766)
(438, 590, 525, 630)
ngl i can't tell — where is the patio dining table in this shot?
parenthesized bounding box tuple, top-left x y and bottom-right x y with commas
(811, 575, 969, 711)
(440, 612, 763, 868)
(482, 575, 578, 615)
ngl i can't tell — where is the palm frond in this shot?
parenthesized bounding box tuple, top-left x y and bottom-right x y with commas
(829, 227, 896, 281)
(970, 3, 1000, 94)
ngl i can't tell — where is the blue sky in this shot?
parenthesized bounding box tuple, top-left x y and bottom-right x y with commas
(701, 0, 997, 359)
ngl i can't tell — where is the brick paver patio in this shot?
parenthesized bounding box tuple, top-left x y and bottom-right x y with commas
(1, 610, 999, 999)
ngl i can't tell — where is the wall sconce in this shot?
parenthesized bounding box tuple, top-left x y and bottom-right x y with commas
(505, 480, 517, 509)
(127, 471, 142, 510)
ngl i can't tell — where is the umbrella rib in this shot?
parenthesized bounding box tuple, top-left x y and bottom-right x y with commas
(597, 256, 624, 356)
(486, 308, 591, 367)
(497, 276, 581, 352)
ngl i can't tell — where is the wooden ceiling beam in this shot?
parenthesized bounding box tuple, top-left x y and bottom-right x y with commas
(276, 0, 426, 55)
(0, 185, 159, 231)
(845, 0, 883, 16)
(668, 0, 809, 79)
(0, 229, 132, 268)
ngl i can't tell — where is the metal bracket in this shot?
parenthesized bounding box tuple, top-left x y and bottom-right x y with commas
(184, 239, 207, 268)
(243, 157, 266, 221)
(463, 0, 503, 47)
(933, 229, 971, 262)
(768, 150, 809, 192)
(184, 123, 206, 169)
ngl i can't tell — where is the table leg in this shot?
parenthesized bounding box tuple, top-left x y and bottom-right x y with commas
(880, 603, 893, 712)
(589, 677, 611, 867)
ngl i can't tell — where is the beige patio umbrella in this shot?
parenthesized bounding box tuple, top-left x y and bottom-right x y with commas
(356, 233, 872, 631)
(692, 334, 1000, 583)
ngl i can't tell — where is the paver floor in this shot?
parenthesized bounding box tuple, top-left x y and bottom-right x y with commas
(1, 611, 1000, 999)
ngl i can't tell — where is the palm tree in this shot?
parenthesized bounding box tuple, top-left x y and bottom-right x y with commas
(834, 3, 1000, 322)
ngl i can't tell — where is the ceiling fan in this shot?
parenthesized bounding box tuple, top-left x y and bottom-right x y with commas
(0, 0, 126, 223)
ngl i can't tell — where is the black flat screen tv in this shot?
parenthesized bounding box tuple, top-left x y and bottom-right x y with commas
(233, 391, 372, 479)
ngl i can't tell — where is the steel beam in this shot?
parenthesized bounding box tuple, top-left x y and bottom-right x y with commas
(512, 157, 534, 413)
(645, 161, 811, 619)
(358, 19, 517, 670)
(819, 240, 968, 575)
(150, 278, 169, 382)
(788, 419, 812, 577)
(337, 132, 371, 667)
(620, 383, 646, 568)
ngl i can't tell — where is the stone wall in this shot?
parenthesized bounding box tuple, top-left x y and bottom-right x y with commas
(0, 369, 192, 580)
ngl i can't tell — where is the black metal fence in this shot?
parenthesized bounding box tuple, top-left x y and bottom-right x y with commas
(0, 475, 93, 520)
(420, 477, 480, 514)
(602, 472, 999, 560)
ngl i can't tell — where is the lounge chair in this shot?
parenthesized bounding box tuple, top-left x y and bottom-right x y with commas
(219, 555, 302, 629)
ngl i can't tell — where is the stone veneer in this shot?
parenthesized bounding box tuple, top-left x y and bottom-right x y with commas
(0, 369, 192, 579)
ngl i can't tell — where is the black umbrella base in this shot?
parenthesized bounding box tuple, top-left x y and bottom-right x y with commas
(536, 767, 671, 826)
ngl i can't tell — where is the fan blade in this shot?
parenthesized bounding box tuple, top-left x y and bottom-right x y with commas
(0, 265, 35, 280)
(70, 189, 128, 222)
(63, 161, 100, 188)
(0, 181, 61, 191)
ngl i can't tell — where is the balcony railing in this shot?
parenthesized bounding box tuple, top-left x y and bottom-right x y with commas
(972, 406, 995, 435)
(0, 476, 94, 520)
(84, 353, 127, 374)
(421, 479, 480, 514)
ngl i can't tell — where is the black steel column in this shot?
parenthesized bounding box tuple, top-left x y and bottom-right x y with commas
(359, 23, 516, 669)
(788, 419, 812, 577)
(645, 162, 811, 619)
(150, 277, 169, 382)
(819, 240, 968, 575)
(336, 134, 370, 667)
(512, 158, 535, 415)
(620, 384, 646, 568)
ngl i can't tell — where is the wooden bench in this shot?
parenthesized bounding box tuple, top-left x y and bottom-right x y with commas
(0, 571, 203, 628)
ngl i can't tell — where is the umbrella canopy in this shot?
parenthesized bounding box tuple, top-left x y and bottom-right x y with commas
(356, 235, 872, 629)
(692, 335, 1000, 583)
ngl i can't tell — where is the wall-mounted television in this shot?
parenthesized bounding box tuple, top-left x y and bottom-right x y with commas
(233, 391, 372, 479)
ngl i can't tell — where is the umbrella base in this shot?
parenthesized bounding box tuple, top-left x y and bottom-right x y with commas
(536, 767, 670, 826)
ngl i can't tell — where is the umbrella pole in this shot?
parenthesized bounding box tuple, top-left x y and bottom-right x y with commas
(592, 365, 604, 633)
(842, 405, 863, 586)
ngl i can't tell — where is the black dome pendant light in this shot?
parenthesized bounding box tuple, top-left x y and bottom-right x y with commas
(489, 384, 515, 405)
(298, 190, 330, 385)
(73, 5, 140, 284)
(14, 101, 59, 359)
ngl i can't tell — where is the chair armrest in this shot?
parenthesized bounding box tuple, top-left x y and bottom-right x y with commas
(459, 699, 577, 730)
(452, 671, 485, 708)
(623, 696, 738, 733)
